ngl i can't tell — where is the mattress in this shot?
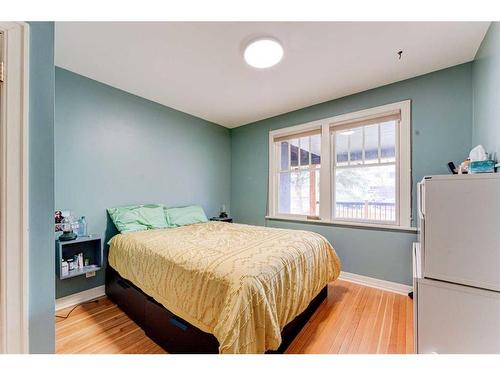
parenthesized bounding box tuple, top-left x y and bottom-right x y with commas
(108, 221, 341, 353)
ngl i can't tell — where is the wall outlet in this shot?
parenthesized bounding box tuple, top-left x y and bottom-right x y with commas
(85, 271, 96, 278)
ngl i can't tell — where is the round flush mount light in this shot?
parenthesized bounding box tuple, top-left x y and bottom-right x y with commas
(244, 38, 283, 69)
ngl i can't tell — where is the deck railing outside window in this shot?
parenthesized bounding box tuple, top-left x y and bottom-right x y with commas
(335, 201, 396, 222)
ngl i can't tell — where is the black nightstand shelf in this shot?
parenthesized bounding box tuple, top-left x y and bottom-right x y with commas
(56, 235, 103, 280)
(209, 217, 233, 223)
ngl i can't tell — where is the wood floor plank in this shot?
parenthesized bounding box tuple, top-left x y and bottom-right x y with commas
(336, 285, 371, 353)
(285, 282, 342, 353)
(366, 288, 387, 354)
(89, 327, 145, 354)
(57, 317, 131, 353)
(287, 281, 356, 353)
(55, 280, 413, 354)
(405, 296, 414, 354)
(56, 305, 126, 340)
(377, 292, 396, 353)
(327, 283, 368, 353)
(348, 287, 382, 354)
(55, 298, 113, 325)
(118, 336, 165, 354)
(69, 318, 138, 354)
(396, 295, 407, 354)
(387, 293, 400, 353)
(368, 291, 389, 353)
(56, 304, 120, 334)
(290, 281, 362, 354)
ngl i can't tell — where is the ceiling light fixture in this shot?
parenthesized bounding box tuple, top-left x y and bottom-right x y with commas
(244, 38, 283, 69)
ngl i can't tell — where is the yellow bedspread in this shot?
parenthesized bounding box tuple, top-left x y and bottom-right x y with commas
(108, 221, 341, 353)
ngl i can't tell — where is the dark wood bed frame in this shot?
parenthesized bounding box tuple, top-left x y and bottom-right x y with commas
(105, 266, 327, 354)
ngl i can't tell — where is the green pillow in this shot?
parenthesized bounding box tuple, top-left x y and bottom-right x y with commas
(165, 205, 208, 227)
(107, 204, 169, 233)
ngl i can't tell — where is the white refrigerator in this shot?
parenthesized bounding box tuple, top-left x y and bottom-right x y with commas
(414, 173, 500, 354)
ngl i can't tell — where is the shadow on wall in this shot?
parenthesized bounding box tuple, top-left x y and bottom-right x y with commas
(104, 213, 120, 269)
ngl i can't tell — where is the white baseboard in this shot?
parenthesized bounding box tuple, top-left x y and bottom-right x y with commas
(55, 285, 106, 311)
(339, 271, 413, 296)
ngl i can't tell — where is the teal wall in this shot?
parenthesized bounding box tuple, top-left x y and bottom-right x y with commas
(473, 23, 500, 161)
(28, 22, 55, 353)
(230, 63, 473, 285)
(55, 68, 231, 298)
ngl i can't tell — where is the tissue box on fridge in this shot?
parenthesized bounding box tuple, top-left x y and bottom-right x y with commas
(469, 160, 495, 173)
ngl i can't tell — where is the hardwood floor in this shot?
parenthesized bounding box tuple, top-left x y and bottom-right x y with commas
(285, 280, 413, 354)
(55, 279, 413, 354)
(55, 297, 165, 354)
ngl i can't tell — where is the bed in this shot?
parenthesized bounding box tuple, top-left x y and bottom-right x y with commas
(106, 221, 341, 354)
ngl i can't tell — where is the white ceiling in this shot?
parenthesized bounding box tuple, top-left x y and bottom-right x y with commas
(55, 22, 489, 128)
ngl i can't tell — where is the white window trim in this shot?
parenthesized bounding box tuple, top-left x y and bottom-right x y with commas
(268, 120, 323, 221)
(268, 100, 412, 230)
(264, 215, 417, 232)
(0, 22, 30, 354)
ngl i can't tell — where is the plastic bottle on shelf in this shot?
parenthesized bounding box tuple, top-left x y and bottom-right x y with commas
(78, 216, 88, 237)
(61, 261, 69, 277)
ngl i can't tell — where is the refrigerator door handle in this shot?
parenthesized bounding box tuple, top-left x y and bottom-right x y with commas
(413, 242, 422, 279)
(417, 181, 425, 219)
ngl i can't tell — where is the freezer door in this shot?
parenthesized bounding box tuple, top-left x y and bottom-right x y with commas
(417, 278, 500, 354)
(423, 175, 500, 291)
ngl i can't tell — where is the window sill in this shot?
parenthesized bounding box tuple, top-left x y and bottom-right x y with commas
(265, 215, 417, 233)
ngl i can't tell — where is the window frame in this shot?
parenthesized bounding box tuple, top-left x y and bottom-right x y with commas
(268, 120, 324, 221)
(331, 114, 400, 226)
(268, 100, 412, 229)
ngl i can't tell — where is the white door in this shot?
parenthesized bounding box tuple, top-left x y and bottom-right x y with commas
(0, 22, 30, 354)
(423, 174, 500, 291)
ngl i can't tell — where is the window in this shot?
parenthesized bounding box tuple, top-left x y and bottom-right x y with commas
(268, 100, 411, 228)
(332, 115, 398, 223)
(275, 131, 321, 217)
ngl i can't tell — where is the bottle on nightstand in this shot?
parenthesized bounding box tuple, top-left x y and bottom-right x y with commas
(61, 261, 69, 277)
(77, 216, 88, 237)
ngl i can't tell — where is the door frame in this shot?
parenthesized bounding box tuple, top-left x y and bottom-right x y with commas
(0, 22, 30, 354)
